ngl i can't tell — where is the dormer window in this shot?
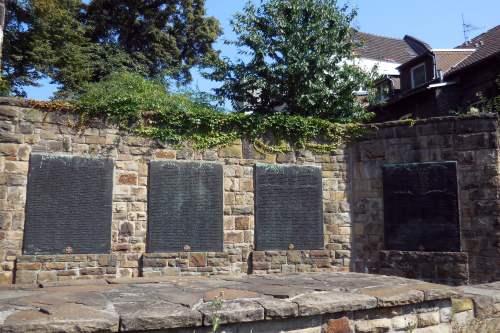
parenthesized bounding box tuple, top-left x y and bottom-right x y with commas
(376, 81, 391, 102)
(411, 63, 426, 88)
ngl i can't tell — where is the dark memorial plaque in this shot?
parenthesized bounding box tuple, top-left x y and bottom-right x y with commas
(383, 161, 460, 252)
(24, 154, 113, 255)
(147, 161, 223, 252)
(255, 164, 323, 251)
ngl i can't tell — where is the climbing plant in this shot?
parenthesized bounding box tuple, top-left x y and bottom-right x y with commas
(29, 72, 367, 152)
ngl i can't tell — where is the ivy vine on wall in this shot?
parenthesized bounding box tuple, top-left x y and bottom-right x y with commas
(27, 72, 368, 153)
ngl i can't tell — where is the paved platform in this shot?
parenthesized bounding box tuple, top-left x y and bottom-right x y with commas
(0, 272, 497, 332)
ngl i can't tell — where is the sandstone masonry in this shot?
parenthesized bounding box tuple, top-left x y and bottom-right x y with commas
(0, 98, 499, 285)
(350, 115, 500, 284)
(0, 98, 350, 284)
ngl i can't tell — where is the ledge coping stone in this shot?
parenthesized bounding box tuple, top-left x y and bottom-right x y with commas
(0, 272, 466, 332)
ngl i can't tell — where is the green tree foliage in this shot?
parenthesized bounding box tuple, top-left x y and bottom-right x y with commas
(31, 0, 143, 98)
(86, 0, 221, 84)
(208, 0, 372, 122)
(2, 0, 221, 97)
(2, 0, 41, 96)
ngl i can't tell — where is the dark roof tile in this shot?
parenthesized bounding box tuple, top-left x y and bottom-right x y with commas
(353, 31, 420, 64)
(449, 25, 500, 74)
(434, 50, 475, 73)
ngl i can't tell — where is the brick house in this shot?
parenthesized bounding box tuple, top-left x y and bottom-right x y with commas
(372, 25, 500, 122)
(352, 31, 430, 97)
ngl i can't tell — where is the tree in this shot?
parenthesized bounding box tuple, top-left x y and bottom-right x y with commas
(208, 0, 372, 122)
(86, 0, 221, 84)
(2, 0, 221, 97)
(2, 0, 42, 96)
(0, 0, 5, 62)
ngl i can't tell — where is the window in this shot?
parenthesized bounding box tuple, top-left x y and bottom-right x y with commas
(411, 63, 426, 88)
(355, 84, 368, 96)
(376, 82, 391, 102)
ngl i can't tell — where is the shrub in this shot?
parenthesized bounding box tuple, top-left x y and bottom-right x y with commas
(72, 72, 366, 151)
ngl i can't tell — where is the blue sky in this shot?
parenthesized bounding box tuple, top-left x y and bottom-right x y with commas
(24, 0, 500, 100)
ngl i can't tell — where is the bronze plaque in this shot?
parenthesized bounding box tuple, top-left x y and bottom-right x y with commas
(147, 161, 223, 252)
(383, 161, 460, 251)
(255, 164, 323, 250)
(24, 154, 113, 255)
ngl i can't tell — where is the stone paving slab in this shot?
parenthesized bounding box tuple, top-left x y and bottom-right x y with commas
(291, 291, 377, 316)
(0, 272, 462, 332)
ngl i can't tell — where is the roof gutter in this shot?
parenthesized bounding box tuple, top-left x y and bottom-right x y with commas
(427, 81, 457, 89)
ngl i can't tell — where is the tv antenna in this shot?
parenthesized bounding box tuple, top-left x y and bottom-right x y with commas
(462, 14, 482, 44)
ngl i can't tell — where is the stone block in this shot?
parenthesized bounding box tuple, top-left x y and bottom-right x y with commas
(360, 286, 425, 307)
(0, 143, 18, 157)
(142, 270, 162, 278)
(287, 251, 303, 264)
(413, 323, 452, 333)
(355, 318, 391, 333)
(37, 271, 57, 283)
(439, 307, 451, 323)
(219, 140, 243, 158)
(313, 259, 332, 268)
(452, 310, 474, 328)
(114, 243, 131, 251)
(0, 271, 13, 285)
(276, 152, 296, 163)
(240, 179, 254, 192)
(0, 132, 23, 144)
(44, 262, 66, 270)
(235, 216, 251, 230)
(57, 270, 77, 276)
(252, 262, 271, 271)
(417, 311, 440, 327)
(451, 298, 474, 313)
(255, 298, 298, 319)
(252, 251, 267, 262)
(189, 253, 206, 267)
(391, 314, 418, 330)
(154, 150, 176, 159)
(16, 262, 42, 270)
(119, 222, 135, 236)
(294, 291, 377, 316)
(143, 258, 168, 268)
(120, 261, 139, 268)
(0, 105, 21, 119)
(15, 270, 38, 284)
(80, 267, 106, 275)
(225, 231, 244, 244)
(310, 250, 329, 258)
(199, 299, 264, 325)
(118, 173, 137, 185)
(325, 317, 353, 333)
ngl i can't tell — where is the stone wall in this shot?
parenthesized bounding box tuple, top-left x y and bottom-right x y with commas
(350, 115, 500, 284)
(379, 251, 469, 286)
(250, 250, 346, 275)
(1, 98, 499, 285)
(15, 254, 117, 284)
(0, 98, 351, 284)
(142, 252, 232, 277)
